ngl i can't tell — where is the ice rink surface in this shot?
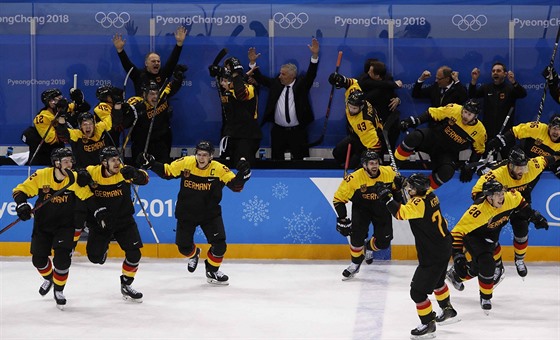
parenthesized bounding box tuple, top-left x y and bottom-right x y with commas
(1, 257, 559, 340)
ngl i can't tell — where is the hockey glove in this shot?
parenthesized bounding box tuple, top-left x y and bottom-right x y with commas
(120, 165, 139, 180)
(459, 164, 475, 183)
(542, 66, 559, 86)
(16, 202, 32, 221)
(70, 88, 84, 105)
(136, 153, 155, 169)
(173, 64, 188, 81)
(553, 160, 560, 180)
(76, 169, 93, 187)
(393, 175, 405, 191)
(336, 217, 352, 237)
(94, 207, 109, 229)
(399, 116, 420, 131)
(209, 65, 224, 78)
(486, 135, 506, 153)
(328, 72, 348, 89)
(110, 87, 124, 104)
(56, 98, 69, 113)
(530, 210, 549, 230)
(453, 252, 468, 279)
(236, 158, 251, 181)
(372, 182, 392, 203)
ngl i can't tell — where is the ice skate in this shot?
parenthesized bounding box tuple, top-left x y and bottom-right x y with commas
(480, 297, 492, 315)
(39, 278, 53, 296)
(206, 270, 229, 285)
(515, 258, 527, 278)
(120, 276, 143, 303)
(53, 290, 66, 310)
(342, 262, 361, 281)
(410, 320, 436, 339)
(187, 247, 201, 273)
(445, 267, 464, 291)
(435, 306, 460, 325)
(364, 249, 374, 265)
(493, 263, 505, 287)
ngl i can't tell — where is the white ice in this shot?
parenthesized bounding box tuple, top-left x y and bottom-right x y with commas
(1, 257, 559, 339)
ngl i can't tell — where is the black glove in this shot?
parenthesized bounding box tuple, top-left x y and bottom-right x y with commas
(110, 87, 124, 104)
(328, 72, 348, 89)
(372, 182, 392, 202)
(76, 169, 93, 187)
(56, 98, 69, 113)
(399, 116, 420, 131)
(136, 153, 155, 169)
(70, 88, 84, 105)
(209, 65, 224, 78)
(553, 160, 560, 179)
(120, 165, 139, 180)
(16, 202, 32, 221)
(459, 164, 475, 183)
(236, 158, 251, 181)
(173, 64, 188, 81)
(487, 135, 506, 152)
(336, 217, 352, 237)
(225, 57, 244, 73)
(93, 206, 109, 229)
(453, 252, 468, 279)
(393, 175, 405, 191)
(542, 66, 559, 85)
(530, 210, 549, 230)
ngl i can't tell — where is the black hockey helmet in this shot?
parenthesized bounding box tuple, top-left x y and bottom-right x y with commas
(405, 173, 430, 196)
(360, 149, 380, 166)
(347, 90, 365, 107)
(549, 114, 560, 128)
(224, 56, 241, 71)
(50, 147, 74, 166)
(482, 179, 504, 197)
(463, 99, 480, 115)
(142, 80, 159, 94)
(508, 147, 528, 167)
(195, 140, 214, 155)
(41, 88, 62, 106)
(99, 146, 120, 163)
(96, 85, 113, 101)
(77, 112, 95, 126)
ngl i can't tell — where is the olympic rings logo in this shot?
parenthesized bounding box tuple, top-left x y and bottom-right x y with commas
(95, 12, 130, 29)
(451, 14, 487, 31)
(273, 12, 309, 29)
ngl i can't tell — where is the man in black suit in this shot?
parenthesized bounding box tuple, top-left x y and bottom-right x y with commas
(248, 38, 319, 160)
(412, 65, 467, 108)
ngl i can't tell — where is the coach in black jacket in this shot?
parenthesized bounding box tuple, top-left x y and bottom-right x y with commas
(248, 38, 319, 160)
(412, 65, 467, 108)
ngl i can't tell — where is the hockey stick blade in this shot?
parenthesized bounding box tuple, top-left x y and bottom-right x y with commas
(212, 48, 228, 66)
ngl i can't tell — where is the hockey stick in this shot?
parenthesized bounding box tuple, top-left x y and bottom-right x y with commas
(120, 67, 136, 155)
(537, 24, 560, 123)
(549, 222, 560, 227)
(344, 143, 351, 177)
(143, 76, 173, 154)
(104, 127, 160, 244)
(307, 51, 343, 147)
(1, 169, 75, 235)
(211, 48, 228, 135)
(379, 128, 400, 176)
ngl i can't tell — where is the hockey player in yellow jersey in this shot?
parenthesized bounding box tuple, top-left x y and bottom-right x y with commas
(328, 73, 384, 169)
(137, 141, 251, 285)
(77, 146, 149, 302)
(487, 114, 560, 178)
(333, 150, 399, 280)
(373, 173, 457, 338)
(447, 180, 548, 313)
(471, 148, 559, 281)
(395, 99, 487, 189)
(12, 148, 95, 309)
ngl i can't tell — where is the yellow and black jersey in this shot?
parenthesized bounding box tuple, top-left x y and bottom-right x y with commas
(389, 192, 451, 264)
(34, 104, 78, 145)
(93, 103, 114, 128)
(451, 191, 527, 251)
(86, 164, 149, 220)
(428, 104, 487, 154)
(472, 156, 549, 200)
(512, 121, 560, 158)
(344, 82, 383, 151)
(221, 76, 262, 139)
(12, 168, 93, 227)
(57, 122, 110, 168)
(158, 156, 237, 221)
(333, 166, 397, 215)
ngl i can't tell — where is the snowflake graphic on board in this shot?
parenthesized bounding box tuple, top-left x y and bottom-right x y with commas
(443, 212, 457, 231)
(242, 195, 270, 226)
(272, 181, 289, 200)
(283, 207, 321, 243)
